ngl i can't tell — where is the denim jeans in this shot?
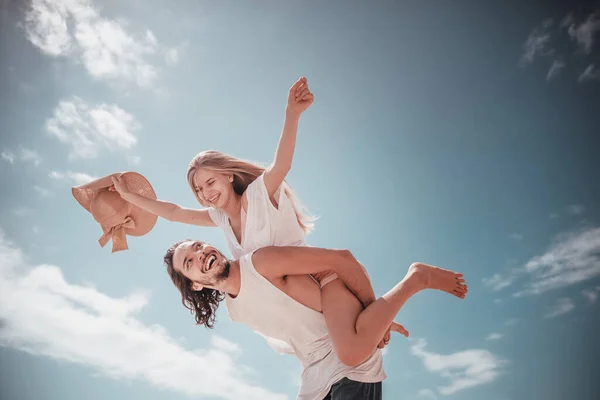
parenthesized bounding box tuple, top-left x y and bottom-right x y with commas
(322, 377, 382, 400)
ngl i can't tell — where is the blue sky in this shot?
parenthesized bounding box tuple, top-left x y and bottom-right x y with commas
(1, 1, 600, 399)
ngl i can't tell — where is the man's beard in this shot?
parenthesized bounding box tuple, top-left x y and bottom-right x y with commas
(210, 259, 231, 286)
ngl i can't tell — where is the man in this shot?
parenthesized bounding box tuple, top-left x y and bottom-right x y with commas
(163, 241, 467, 400)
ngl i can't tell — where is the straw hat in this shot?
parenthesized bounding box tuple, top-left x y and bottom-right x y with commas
(72, 172, 158, 253)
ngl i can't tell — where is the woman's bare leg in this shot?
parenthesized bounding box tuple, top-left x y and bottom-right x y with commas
(322, 262, 468, 367)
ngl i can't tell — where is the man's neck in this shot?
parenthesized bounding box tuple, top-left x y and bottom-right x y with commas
(219, 259, 241, 298)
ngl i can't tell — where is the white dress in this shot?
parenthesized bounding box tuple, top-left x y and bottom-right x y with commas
(208, 173, 310, 354)
(208, 173, 307, 260)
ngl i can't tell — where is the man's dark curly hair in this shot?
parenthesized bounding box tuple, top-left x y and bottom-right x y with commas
(163, 240, 225, 328)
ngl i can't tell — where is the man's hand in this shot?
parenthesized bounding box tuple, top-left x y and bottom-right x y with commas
(377, 321, 409, 349)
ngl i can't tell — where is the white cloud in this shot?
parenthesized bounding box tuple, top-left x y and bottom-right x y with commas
(19, 148, 43, 166)
(163, 41, 188, 67)
(76, 20, 158, 88)
(46, 97, 139, 160)
(578, 64, 600, 82)
(410, 338, 507, 395)
(546, 60, 565, 80)
(543, 297, 575, 319)
(514, 227, 600, 296)
(485, 333, 504, 341)
(2, 150, 15, 163)
(288, 366, 302, 389)
(504, 318, 518, 326)
(482, 273, 515, 291)
(49, 170, 98, 185)
(566, 204, 585, 216)
(1, 147, 42, 166)
(581, 287, 600, 304)
(0, 231, 285, 400)
(165, 48, 179, 65)
(520, 19, 553, 65)
(561, 14, 574, 29)
(523, 13, 600, 82)
(23, 0, 162, 88)
(23, 0, 73, 56)
(48, 171, 63, 179)
(566, 13, 600, 54)
(418, 388, 438, 400)
(33, 186, 52, 197)
(211, 335, 241, 354)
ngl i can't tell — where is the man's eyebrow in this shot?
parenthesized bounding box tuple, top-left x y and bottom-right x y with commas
(181, 243, 191, 270)
(182, 253, 189, 270)
(182, 242, 199, 270)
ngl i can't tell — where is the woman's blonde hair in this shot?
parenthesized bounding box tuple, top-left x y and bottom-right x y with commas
(187, 150, 315, 235)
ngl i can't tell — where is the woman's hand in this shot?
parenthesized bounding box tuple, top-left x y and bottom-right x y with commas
(286, 77, 314, 116)
(377, 321, 409, 349)
(108, 175, 130, 197)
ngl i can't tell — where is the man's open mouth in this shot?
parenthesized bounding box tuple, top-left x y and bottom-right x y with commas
(204, 254, 217, 272)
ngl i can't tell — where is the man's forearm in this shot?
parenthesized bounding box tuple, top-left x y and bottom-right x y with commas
(334, 251, 377, 308)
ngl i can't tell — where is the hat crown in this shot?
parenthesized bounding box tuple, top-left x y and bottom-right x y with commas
(72, 171, 158, 252)
(90, 190, 132, 228)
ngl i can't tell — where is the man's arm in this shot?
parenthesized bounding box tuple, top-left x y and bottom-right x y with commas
(253, 246, 377, 307)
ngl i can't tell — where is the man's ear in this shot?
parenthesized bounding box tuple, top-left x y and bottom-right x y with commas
(191, 282, 204, 291)
(228, 174, 234, 183)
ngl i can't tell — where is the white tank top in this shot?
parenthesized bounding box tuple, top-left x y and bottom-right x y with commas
(226, 253, 386, 400)
(208, 173, 309, 354)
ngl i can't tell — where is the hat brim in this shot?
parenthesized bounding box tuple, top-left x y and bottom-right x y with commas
(72, 172, 158, 237)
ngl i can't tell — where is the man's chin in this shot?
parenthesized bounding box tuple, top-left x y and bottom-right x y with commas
(218, 259, 231, 280)
(202, 259, 231, 289)
(212, 259, 230, 284)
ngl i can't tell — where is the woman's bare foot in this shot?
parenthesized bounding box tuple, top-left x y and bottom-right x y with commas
(406, 262, 468, 299)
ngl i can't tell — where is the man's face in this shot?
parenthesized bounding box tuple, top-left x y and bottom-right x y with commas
(172, 240, 230, 290)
